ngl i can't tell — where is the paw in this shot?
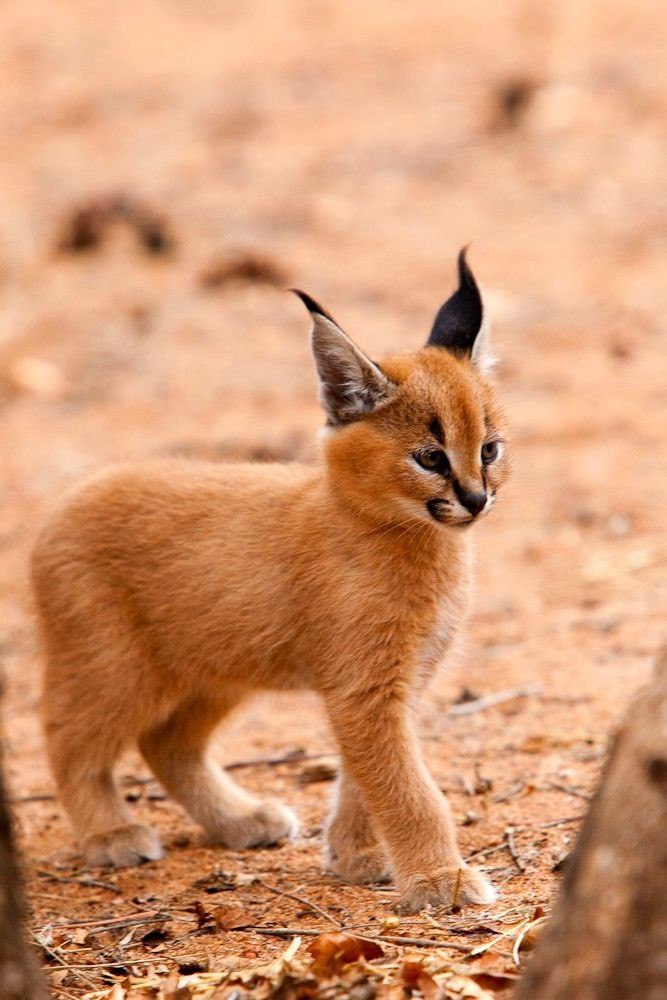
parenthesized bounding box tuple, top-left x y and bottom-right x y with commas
(397, 862, 497, 914)
(83, 823, 163, 868)
(209, 801, 298, 850)
(326, 843, 392, 884)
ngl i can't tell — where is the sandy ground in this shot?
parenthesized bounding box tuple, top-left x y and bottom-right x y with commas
(0, 1, 665, 996)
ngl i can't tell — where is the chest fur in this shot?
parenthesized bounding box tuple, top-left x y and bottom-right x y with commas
(415, 542, 472, 681)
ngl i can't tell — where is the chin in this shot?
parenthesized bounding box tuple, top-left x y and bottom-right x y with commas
(427, 510, 470, 528)
(450, 518, 474, 528)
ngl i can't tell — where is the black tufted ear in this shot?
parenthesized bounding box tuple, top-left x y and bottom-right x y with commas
(292, 289, 395, 426)
(427, 248, 485, 358)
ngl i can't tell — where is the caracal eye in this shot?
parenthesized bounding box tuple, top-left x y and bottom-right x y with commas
(415, 449, 451, 475)
(481, 440, 502, 464)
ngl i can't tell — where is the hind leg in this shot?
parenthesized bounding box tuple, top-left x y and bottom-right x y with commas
(139, 694, 298, 848)
(326, 767, 391, 883)
(45, 703, 163, 868)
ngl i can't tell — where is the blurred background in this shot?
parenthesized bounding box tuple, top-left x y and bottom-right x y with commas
(0, 0, 665, 977)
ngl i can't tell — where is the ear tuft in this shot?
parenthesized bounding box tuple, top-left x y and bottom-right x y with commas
(290, 288, 336, 323)
(427, 248, 488, 364)
(293, 290, 394, 425)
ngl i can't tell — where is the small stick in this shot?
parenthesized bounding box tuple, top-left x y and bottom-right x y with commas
(9, 793, 55, 803)
(51, 909, 169, 930)
(492, 780, 526, 803)
(119, 749, 329, 784)
(40, 959, 142, 971)
(451, 867, 463, 909)
(465, 841, 508, 863)
(261, 884, 341, 928)
(236, 926, 472, 952)
(546, 781, 592, 801)
(28, 890, 72, 903)
(530, 814, 584, 830)
(448, 684, 542, 717)
(466, 815, 584, 865)
(118, 749, 331, 785)
(505, 827, 526, 873)
(29, 930, 98, 990)
(37, 868, 122, 894)
(226, 749, 328, 771)
(371, 933, 471, 952)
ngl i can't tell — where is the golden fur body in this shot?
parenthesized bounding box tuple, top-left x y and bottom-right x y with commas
(32, 256, 509, 911)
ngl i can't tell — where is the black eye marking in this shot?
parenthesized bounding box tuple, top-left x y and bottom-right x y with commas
(427, 498, 450, 521)
(481, 440, 501, 464)
(428, 416, 444, 444)
(415, 448, 451, 477)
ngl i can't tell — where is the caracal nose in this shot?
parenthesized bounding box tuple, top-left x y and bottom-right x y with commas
(455, 485, 487, 516)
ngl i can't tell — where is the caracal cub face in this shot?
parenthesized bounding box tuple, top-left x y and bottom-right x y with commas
(32, 250, 509, 913)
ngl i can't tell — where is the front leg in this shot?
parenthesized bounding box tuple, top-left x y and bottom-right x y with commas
(326, 766, 391, 884)
(324, 685, 496, 913)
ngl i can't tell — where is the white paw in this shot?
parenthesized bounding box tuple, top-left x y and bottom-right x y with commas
(398, 863, 497, 913)
(209, 800, 298, 849)
(83, 823, 163, 868)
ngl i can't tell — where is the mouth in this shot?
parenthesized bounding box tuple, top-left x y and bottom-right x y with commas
(426, 496, 495, 526)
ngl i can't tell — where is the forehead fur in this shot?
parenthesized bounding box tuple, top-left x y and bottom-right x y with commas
(377, 347, 497, 436)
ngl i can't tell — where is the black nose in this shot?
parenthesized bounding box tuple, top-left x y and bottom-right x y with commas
(456, 486, 487, 516)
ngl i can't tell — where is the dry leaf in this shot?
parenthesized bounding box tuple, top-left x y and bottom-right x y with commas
(141, 926, 170, 947)
(307, 932, 383, 977)
(402, 959, 441, 1000)
(193, 869, 260, 894)
(468, 970, 520, 991)
(213, 902, 253, 930)
(48, 969, 70, 988)
(107, 985, 127, 1000)
(446, 974, 496, 999)
(376, 984, 407, 1000)
(164, 969, 192, 1000)
(299, 757, 339, 784)
(512, 915, 549, 964)
(191, 900, 215, 929)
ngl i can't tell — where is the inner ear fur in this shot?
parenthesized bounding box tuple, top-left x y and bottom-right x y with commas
(293, 290, 395, 425)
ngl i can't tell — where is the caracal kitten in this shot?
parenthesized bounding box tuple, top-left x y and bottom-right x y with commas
(32, 250, 509, 912)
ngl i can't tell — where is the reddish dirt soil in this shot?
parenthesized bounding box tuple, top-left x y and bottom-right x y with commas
(0, 1, 665, 996)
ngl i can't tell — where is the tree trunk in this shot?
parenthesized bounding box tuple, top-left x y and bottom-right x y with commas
(0, 722, 49, 999)
(517, 648, 667, 1000)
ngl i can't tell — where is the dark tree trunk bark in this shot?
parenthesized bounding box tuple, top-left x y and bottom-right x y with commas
(0, 725, 49, 999)
(517, 648, 667, 1000)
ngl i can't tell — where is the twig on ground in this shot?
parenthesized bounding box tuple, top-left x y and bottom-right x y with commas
(466, 839, 509, 863)
(451, 867, 463, 909)
(505, 827, 526, 873)
(241, 926, 472, 951)
(261, 884, 341, 927)
(492, 780, 527, 803)
(227, 749, 328, 771)
(29, 930, 98, 990)
(41, 960, 140, 971)
(28, 890, 72, 903)
(467, 814, 584, 866)
(448, 684, 542, 717)
(9, 793, 55, 803)
(118, 750, 329, 784)
(545, 781, 592, 801)
(371, 933, 471, 952)
(51, 910, 169, 930)
(530, 814, 584, 830)
(37, 868, 122, 894)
